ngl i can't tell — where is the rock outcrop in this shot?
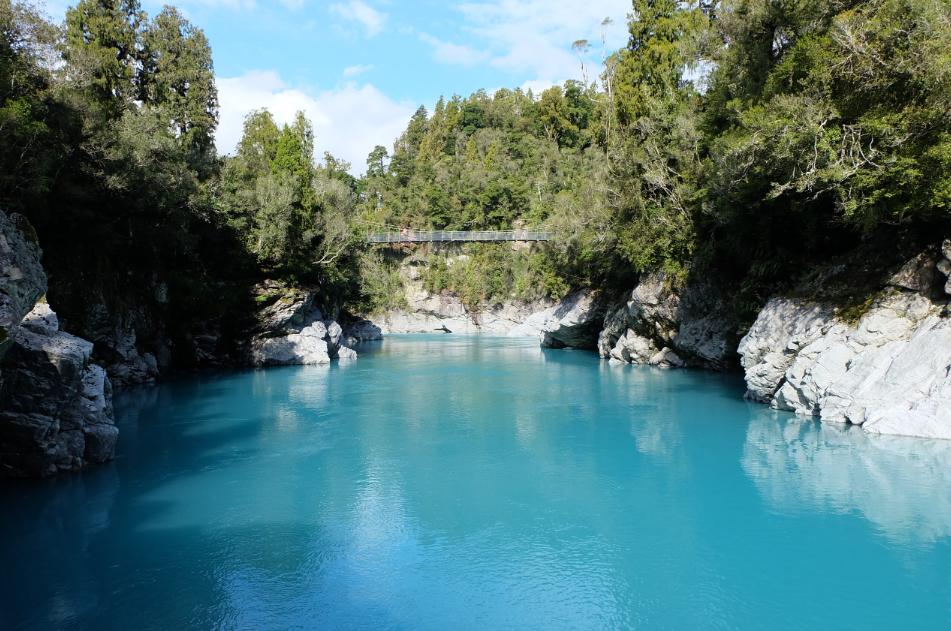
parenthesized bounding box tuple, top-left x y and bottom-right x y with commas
(0, 212, 116, 478)
(598, 272, 735, 370)
(248, 283, 362, 366)
(738, 246, 951, 439)
(380, 299, 550, 335)
(737, 297, 833, 402)
(341, 318, 383, 346)
(940, 239, 951, 296)
(507, 289, 605, 349)
(0, 213, 46, 359)
(81, 305, 162, 388)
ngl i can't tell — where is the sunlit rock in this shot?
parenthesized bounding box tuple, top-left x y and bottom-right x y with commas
(739, 290, 951, 439)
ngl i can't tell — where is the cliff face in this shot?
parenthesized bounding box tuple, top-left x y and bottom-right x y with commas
(596, 242, 951, 440)
(737, 244, 951, 439)
(374, 254, 555, 335)
(369, 251, 612, 344)
(597, 272, 736, 370)
(0, 212, 117, 478)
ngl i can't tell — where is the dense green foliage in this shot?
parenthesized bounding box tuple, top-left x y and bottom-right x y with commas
(698, 0, 951, 312)
(419, 246, 570, 310)
(368, 0, 951, 310)
(1, 0, 949, 358)
(358, 85, 627, 295)
(0, 0, 360, 361)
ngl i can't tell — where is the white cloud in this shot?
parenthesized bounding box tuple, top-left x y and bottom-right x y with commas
(329, 0, 386, 37)
(342, 64, 375, 77)
(216, 70, 415, 175)
(428, 0, 630, 84)
(519, 78, 557, 96)
(419, 33, 490, 67)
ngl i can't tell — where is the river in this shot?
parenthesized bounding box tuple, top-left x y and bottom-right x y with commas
(2, 336, 950, 629)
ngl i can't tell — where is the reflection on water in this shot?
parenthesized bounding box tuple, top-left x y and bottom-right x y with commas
(2, 335, 951, 630)
(743, 414, 951, 543)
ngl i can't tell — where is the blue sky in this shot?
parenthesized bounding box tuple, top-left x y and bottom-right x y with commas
(43, 0, 633, 173)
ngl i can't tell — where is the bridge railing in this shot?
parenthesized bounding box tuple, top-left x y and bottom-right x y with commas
(366, 230, 553, 243)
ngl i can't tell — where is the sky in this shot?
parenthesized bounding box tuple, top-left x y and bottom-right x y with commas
(42, 0, 633, 173)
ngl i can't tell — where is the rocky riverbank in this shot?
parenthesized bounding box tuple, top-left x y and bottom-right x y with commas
(3, 204, 950, 479)
(0, 212, 117, 477)
(583, 242, 951, 440)
(247, 281, 380, 366)
(737, 255, 951, 439)
(367, 249, 609, 344)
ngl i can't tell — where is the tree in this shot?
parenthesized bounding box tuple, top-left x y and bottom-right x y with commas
(366, 145, 388, 178)
(142, 6, 218, 169)
(236, 109, 280, 176)
(64, 0, 146, 112)
(571, 39, 591, 85)
(0, 0, 59, 206)
(613, 0, 710, 124)
(606, 0, 713, 275)
(390, 105, 427, 184)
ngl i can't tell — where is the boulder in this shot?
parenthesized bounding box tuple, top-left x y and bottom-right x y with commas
(603, 326, 658, 364)
(251, 318, 332, 366)
(325, 320, 343, 349)
(336, 346, 358, 361)
(250, 306, 361, 366)
(248, 281, 364, 366)
(20, 300, 58, 335)
(342, 319, 383, 346)
(649, 347, 685, 369)
(888, 251, 940, 293)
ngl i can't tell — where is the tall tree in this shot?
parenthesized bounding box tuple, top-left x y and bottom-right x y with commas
(236, 109, 280, 176)
(366, 145, 388, 178)
(142, 6, 218, 169)
(64, 0, 146, 112)
(0, 0, 59, 206)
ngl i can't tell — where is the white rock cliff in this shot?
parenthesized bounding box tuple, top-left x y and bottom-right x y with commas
(738, 245, 951, 439)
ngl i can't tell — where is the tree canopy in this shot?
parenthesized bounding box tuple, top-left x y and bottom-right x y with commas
(1, 0, 948, 338)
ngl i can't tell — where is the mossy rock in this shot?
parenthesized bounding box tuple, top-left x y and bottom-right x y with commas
(833, 292, 883, 326)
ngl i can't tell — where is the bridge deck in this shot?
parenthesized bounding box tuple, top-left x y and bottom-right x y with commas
(367, 230, 552, 244)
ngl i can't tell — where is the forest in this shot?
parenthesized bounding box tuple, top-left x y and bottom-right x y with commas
(1, 0, 949, 360)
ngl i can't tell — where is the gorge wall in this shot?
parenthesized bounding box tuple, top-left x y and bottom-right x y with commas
(584, 242, 951, 440)
(370, 249, 608, 347)
(737, 246, 951, 439)
(0, 212, 117, 478)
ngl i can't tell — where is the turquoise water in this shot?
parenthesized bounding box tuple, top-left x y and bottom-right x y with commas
(2, 335, 951, 630)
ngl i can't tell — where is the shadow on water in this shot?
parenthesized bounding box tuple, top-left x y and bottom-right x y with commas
(0, 378, 304, 629)
(1, 335, 950, 629)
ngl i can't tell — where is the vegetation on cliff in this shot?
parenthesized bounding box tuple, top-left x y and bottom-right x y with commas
(368, 0, 951, 316)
